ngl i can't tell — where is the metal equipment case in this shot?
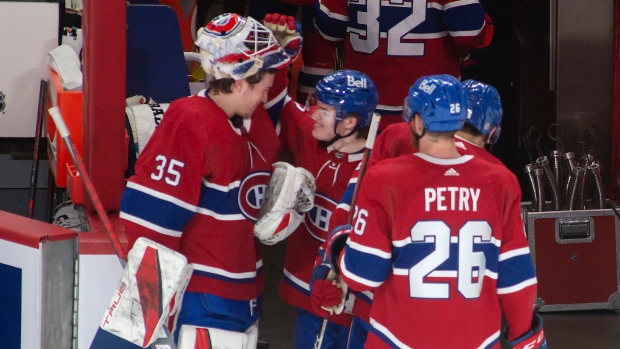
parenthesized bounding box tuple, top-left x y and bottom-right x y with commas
(524, 207, 620, 312)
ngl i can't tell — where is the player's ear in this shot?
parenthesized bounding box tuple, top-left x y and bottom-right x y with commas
(234, 79, 245, 92)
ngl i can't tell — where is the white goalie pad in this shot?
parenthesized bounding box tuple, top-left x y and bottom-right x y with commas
(125, 103, 169, 157)
(99, 237, 193, 348)
(254, 162, 315, 245)
(178, 323, 258, 349)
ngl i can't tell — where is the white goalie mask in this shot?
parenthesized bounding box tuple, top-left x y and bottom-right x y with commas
(195, 13, 291, 80)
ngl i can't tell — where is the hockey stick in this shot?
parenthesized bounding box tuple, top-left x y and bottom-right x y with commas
(313, 113, 381, 349)
(48, 107, 178, 349)
(49, 106, 127, 262)
(28, 80, 48, 218)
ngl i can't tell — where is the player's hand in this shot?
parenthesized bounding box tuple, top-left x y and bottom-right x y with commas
(508, 314, 547, 349)
(263, 13, 302, 61)
(310, 265, 344, 317)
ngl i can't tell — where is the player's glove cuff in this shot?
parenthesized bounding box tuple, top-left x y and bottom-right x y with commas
(325, 224, 352, 275)
(508, 313, 547, 349)
(263, 13, 303, 61)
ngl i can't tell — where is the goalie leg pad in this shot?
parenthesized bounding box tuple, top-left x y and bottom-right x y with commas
(178, 324, 254, 349)
(99, 237, 193, 348)
(254, 162, 316, 245)
(125, 103, 170, 157)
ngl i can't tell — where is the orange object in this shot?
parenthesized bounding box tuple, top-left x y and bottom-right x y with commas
(46, 68, 83, 188)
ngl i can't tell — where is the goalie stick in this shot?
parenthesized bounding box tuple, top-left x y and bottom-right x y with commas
(48, 107, 178, 349)
(313, 113, 381, 349)
(28, 80, 47, 218)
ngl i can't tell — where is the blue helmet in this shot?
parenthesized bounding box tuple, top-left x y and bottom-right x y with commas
(403, 74, 467, 132)
(314, 70, 378, 128)
(461, 80, 503, 144)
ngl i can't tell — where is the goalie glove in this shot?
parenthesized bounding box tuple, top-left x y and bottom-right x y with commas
(508, 313, 548, 349)
(254, 162, 315, 245)
(263, 13, 302, 62)
(125, 103, 169, 157)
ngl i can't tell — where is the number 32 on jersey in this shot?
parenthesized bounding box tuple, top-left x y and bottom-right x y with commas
(349, 0, 427, 56)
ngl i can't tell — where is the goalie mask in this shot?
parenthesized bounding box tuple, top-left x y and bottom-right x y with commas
(461, 79, 503, 144)
(403, 74, 467, 133)
(195, 13, 291, 80)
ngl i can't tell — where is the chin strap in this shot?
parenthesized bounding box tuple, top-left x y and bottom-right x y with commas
(413, 128, 426, 142)
(318, 127, 358, 148)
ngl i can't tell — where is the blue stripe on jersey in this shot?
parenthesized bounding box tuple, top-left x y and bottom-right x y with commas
(497, 254, 536, 289)
(197, 182, 242, 216)
(120, 186, 194, 231)
(444, 3, 485, 32)
(355, 290, 372, 305)
(339, 183, 355, 206)
(345, 245, 391, 284)
(314, 4, 347, 40)
(283, 272, 311, 297)
(193, 264, 263, 285)
(392, 242, 499, 273)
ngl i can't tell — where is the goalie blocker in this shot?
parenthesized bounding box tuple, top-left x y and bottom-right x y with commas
(91, 237, 193, 348)
(254, 161, 315, 245)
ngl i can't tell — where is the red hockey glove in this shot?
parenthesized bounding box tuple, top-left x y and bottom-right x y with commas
(311, 277, 344, 318)
(263, 13, 302, 62)
(508, 314, 547, 349)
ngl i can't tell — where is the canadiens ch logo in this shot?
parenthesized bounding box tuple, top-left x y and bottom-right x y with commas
(305, 193, 338, 241)
(0, 91, 6, 113)
(238, 170, 270, 222)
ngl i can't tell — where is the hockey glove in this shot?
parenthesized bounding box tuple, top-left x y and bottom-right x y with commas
(254, 162, 315, 245)
(325, 224, 352, 275)
(263, 13, 302, 62)
(508, 313, 547, 349)
(310, 263, 346, 317)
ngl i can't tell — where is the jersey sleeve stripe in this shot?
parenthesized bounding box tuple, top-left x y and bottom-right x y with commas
(120, 186, 195, 231)
(444, 0, 484, 11)
(497, 253, 537, 288)
(368, 318, 414, 349)
(317, 2, 348, 21)
(193, 263, 259, 282)
(126, 181, 197, 212)
(119, 212, 183, 238)
(282, 268, 311, 295)
(348, 240, 392, 258)
(499, 247, 531, 261)
(497, 277, 537, 295)
(341, 257, 384, 288)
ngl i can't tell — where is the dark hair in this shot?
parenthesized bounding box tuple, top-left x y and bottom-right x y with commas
(461, 122, 484, 138)
(208, 68, 278, 95)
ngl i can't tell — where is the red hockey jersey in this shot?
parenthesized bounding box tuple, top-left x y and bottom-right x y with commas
(339, 153, 537, 348)
(120, 92, 280, 301)
(314, 0, 492, 129)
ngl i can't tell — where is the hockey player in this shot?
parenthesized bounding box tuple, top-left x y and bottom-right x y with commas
(119, 13, 301, 348)
(311, 78, 508, 348)
(273, 68, 378, 349)
(324, 74, 545, 348)
(313, 0, 493, 130)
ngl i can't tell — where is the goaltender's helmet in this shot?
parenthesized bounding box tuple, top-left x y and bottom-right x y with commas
(195, 13, 291, 80)
(461, 79, 503, 144)
(403, 74, 466, 132)
(309, 70, 378, 128)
